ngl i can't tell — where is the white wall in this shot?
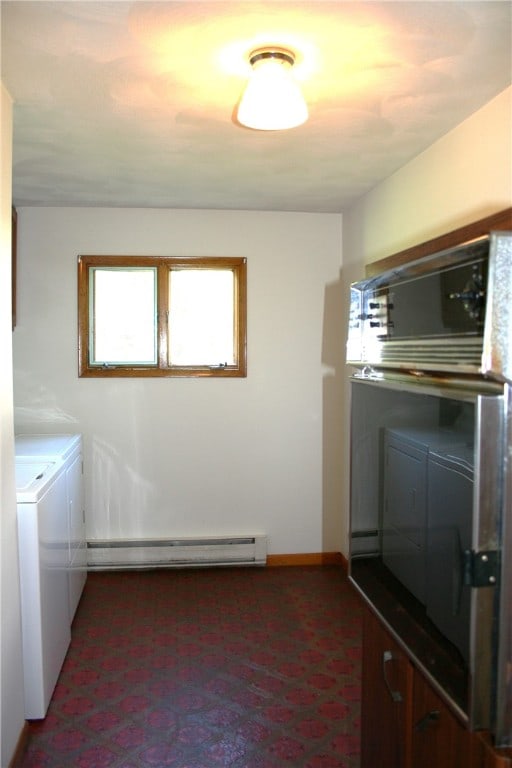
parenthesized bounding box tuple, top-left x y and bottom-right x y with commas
(345, 86, 512, 264)
(339, 85, 512, 554)
(13, 208, 344, 556)
(0, 82, 25, 768)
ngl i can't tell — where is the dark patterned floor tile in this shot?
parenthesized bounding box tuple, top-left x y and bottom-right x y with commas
(18, 566, 362, 768)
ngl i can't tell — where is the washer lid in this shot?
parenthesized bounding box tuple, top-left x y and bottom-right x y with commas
(15, 433, 81, 461)
(15, 459, 66, 503)
(15, 461, 54, 491)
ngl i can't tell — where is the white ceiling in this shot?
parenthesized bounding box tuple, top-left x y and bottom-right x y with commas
(2, 1, 511, 213)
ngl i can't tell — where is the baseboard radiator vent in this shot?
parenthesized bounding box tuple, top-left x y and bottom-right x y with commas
(87, 535, 267, 570)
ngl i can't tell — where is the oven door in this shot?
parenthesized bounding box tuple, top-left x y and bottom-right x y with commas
(349, 372, 504, 730)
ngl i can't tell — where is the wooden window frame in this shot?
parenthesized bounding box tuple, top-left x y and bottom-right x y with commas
(78, 255, 247, 378)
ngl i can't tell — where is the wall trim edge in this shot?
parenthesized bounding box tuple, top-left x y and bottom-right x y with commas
(267, 552, 347, 571)
(8, 721, 30, 768)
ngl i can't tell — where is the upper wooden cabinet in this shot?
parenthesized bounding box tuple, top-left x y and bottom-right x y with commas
(365, 206, 512, 277)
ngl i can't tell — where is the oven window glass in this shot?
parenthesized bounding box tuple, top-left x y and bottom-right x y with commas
(350, 379, 476, 715)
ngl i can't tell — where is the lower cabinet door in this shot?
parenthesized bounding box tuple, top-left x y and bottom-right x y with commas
(471, 731, 512, 768)
(361, 609, 412, 768)
(361, 607, 511, 768)
(412, 669, 470, 768)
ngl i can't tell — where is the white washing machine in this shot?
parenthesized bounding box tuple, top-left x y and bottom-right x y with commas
(15, 433, 86, 719)
(15, 433, 81, 463)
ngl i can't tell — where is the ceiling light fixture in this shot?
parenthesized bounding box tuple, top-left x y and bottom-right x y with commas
(237, 47, 308, 131)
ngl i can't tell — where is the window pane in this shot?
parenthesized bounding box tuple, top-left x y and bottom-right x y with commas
(168, 269, 235, 366)
(91, 268, 157, 364)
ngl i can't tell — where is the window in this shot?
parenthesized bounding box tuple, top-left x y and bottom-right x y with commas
(78, 255, 247, 377)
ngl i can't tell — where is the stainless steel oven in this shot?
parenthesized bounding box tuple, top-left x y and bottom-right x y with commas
(347, 231, 512, 746)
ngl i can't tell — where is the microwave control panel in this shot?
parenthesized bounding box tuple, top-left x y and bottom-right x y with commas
(346, 237, 491, 371)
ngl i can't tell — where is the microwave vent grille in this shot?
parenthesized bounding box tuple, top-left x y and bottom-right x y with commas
(376, 337, 484, 372)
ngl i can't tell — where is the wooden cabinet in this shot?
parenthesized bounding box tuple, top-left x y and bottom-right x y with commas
(361, 609, 412, 768)
(470, 732, 512, 768)
(411, 666, 470, 768)
(361, 607, 512, 768)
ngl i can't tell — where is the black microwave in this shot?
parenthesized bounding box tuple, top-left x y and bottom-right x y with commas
(347, 232, 512, 383)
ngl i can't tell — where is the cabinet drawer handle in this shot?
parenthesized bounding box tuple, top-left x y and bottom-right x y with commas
(414, 709, 440, 732)
(382, 650, 403, 703)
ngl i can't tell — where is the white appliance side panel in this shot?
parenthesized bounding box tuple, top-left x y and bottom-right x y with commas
(18, 470, 71, 719)
(17, 503, 45, 716)
(69, 542, 87, 622)
(66, 453, 87, 621)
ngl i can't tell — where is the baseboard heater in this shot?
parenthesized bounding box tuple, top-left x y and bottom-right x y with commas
(87, 535, 267, 570)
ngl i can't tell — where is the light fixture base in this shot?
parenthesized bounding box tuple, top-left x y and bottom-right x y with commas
(248, 48, 295, 68)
